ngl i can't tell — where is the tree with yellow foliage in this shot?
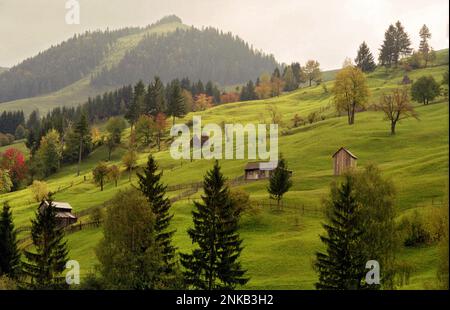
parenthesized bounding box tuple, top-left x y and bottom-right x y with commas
(333, 66, 369, 125)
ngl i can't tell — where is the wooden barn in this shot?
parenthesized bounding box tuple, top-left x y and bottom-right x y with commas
(39, 201, 78, 227)
(244, 161, 292, 180)
(332, 147, 358, 176)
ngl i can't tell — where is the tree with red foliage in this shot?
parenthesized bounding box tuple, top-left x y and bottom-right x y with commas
(1, 148, 27, 190)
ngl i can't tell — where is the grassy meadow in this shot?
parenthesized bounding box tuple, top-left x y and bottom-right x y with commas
(0, 51, 448, 289)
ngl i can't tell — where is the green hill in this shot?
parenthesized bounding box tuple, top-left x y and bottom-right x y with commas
(0, 67, 7, 74)
(1, 57, 448, 289)
(0, 16, 278, 117)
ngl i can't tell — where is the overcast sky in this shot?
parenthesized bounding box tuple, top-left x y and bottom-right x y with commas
(0, 0, 448, 69)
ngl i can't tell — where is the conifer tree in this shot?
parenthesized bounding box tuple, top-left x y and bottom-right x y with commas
(137, 155, 176, 273)
(22, 198, 69, 289)
(267, 157, 292, 209)
(75, 112, 90, 176)
(146, 77, 166, 116)
(0, 202, 21, 278)
(180, 161, 248, 289)
(126, 80, 146, 129)
(355, 41, 376, 73)
(379, 21, 412, 67)
(240, 80, 257, 101)
(419, 24, 432, 67)
(283, 66, 298, 91)
(166, 82, 186, 125)
(314, 175, 366, 290)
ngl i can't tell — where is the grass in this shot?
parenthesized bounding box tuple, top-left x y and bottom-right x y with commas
(0, 51, 448, 289)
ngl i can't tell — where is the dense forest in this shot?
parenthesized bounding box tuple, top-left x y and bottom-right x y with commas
(91, 27, 279, 87)
(0, 28, 141, 103)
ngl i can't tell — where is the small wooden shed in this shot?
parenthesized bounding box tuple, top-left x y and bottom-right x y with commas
(332, 147, 357, 176)
(244, 161, 292, 180)
(39, 201, 78, 227)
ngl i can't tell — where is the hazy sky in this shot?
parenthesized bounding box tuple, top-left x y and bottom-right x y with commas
(0, 0, 448, 69)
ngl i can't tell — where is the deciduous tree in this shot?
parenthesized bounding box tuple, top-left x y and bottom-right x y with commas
(333, 66, 369, 125)
(93, 162, 110, 191)
(304, 60, 321, 87)
(411, 76, 441, 105)
(376, 88, 419, 135)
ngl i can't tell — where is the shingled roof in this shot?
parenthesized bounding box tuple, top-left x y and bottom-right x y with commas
(244, 161, 278, 171)
(331, 147, 358, 159)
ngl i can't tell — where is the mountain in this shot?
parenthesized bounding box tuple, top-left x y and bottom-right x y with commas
(0, 15, 279, 115)
(90, 26, 278, 87)
(0, 27, 141, 103)
(0, 67, 8, 74)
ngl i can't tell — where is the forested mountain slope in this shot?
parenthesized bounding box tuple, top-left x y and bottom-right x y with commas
(0, 15, 278, 116)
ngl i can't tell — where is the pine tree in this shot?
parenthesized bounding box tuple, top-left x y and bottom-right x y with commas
(145, 77, 166, 116)
(267, 157, 292, 209)
(22, 199, 69, 289)
(180, 161, 248, 289)
(137, 155, 176, 273)
(0, 202, 21, 278)
(167, 82, 186, 125)
(75, 113, 89, 176)
(355, 41, 376, 73)
(314, 175, 366, 290)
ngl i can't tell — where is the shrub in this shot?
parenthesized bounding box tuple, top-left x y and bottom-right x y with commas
(30, 180, 49, 202)
(399, 211, 432, 247)
(307, 111, 318, 124)
(89, 207, 104, 225)
(0, 275, 17, 290)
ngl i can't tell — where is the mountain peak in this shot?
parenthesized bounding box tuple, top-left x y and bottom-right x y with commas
(155, 15, 183, 25)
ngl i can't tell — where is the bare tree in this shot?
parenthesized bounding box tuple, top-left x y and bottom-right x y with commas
(375, 88, 418, 135)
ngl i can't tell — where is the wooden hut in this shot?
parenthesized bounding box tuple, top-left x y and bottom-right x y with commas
(332, 147, 357, 176)
(244, 161, 292, 180)
(39, 201, 77, 227)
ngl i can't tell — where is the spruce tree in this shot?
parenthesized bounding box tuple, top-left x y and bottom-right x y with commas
(75, 112, 89, 176)
(0, 202, 21, 278)
(167, 82, 186, 125)
(180, 161, 248, 290)
(146, 77, 166, 116)
(314, 175, 366, 290)
(379, 21, 412, 67)
(126, 80, 146, 129)
(137, 155, 176, 273)
(355, 41, 376, 73)
(22, 199, 69, 289)
(267, 157, 292, 209)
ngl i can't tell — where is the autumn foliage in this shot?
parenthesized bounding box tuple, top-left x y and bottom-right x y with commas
(0, 148, 27, 189)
